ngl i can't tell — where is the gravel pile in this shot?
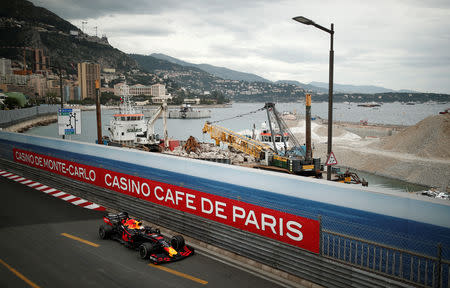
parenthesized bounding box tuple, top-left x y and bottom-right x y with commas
(380, 114, 450, 159)
(165, 142, 257, 165)
(287, 115, 450, 191)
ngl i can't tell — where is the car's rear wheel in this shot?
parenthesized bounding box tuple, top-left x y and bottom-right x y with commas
(139, 242, 155, 259)
(171, 235, 185, 250)
(99, 224, 112, 239)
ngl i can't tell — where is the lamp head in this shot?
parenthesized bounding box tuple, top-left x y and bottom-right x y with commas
(292, 16, 315, 25)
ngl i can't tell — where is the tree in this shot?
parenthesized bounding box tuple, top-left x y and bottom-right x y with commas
(100, 92, 120, 105)
(46, 92, 58, 104)
(4, 97, 20, 109)
(211, 91, 228, 104)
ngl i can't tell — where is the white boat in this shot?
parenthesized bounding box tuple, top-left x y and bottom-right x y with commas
(107, 84, 147, 146)
(106, 84, 167, 148)
(169, 104, 211, 119)
(240, 122, 291, 153)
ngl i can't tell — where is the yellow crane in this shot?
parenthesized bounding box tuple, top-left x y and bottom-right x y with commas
(202, 122, 272, 160)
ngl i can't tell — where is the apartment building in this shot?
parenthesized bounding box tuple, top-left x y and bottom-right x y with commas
(78, 62, 100, 99)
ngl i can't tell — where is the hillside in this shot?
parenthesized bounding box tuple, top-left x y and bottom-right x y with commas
(151, 53, 270, 82)
(0, 0, 137, 73)
(275, 80, 328, 93)
(130, 54, 222, 92)
(0, 0, 76, 32)
(309, 81, 417, 94)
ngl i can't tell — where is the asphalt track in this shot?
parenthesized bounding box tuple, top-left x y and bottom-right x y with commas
(0, 176, 286, 288)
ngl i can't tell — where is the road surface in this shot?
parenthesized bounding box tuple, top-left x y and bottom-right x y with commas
(0, 175, 287, 288)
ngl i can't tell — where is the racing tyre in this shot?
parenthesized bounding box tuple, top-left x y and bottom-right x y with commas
(139, 243, 154, 259)
(99, 224, 112, 240)
(171, 235, 185, 250)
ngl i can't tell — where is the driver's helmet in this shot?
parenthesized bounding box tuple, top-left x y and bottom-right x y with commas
(136, 221, 144, 229)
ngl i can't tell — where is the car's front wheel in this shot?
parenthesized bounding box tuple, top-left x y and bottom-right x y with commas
(99, 224, 112, 240)
(171, 235, 185, 250)
(139, 242, 155, 259)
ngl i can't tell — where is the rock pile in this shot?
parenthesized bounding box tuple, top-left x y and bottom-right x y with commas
(165, 137, 257, 165)
(183, 136, 201, 154)
(380, 114, 450, 159)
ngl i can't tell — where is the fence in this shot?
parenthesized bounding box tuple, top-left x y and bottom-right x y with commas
(0, 105, 59, 127)
(0, 131, 449, 287)
(322, 229, 449, 287)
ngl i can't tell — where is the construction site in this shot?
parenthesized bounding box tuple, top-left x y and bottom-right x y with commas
(163, 103, 450, 196)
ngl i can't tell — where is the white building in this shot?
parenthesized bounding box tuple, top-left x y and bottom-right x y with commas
(0, 58, 12, 75)
(151, 83, 166, 97)
(114, 83, 152, 96)
(113, 82, 172, 103)
(184, 98, 201, 105)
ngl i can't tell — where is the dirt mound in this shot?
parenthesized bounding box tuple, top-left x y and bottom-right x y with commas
(380, 114, 450, 159)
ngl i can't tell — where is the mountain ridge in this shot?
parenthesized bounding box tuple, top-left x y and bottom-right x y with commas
(309, 81, 417, 94)
(150, 53, 419, 94)
(151, 53, 270, 83)
(0, 0, 137, 73)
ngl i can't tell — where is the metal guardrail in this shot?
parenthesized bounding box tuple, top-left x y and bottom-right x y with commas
(0, 158, 421, 288)
(322, 230, 449, 287)
(0, 105, 59, 127)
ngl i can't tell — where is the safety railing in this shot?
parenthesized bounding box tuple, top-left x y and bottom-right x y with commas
(322, 229, 449, 287)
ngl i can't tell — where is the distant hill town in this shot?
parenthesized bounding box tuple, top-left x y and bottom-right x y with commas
(1, 0, 449, 106)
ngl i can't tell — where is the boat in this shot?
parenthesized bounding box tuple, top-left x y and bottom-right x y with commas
(241, 122, 292, 154)
(357, 102, 381, 107)
(105, 84, 167, 149)
(281, 111, 297, 120)
(169, 104, 211, 119)
(106, 84, 148, 146)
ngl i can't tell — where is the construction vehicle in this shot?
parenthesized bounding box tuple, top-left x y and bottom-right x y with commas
(202, 101, 322, 177)
(261, 102, 322, 177)
(202, 122, 272, 162)
(333, 167, 368, 186)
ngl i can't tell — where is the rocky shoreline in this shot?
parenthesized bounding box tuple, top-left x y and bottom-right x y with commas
(2, 114, 57, 133)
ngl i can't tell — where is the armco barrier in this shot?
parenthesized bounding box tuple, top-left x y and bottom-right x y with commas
(1, 131, 449, 287)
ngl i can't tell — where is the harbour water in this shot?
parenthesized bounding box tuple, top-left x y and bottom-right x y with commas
(24, 101, 447, 192)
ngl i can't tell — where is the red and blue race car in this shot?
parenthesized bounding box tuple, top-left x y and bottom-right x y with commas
(99, 212, 194, 264)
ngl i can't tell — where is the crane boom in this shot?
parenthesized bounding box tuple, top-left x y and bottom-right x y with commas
(146, 102, 166, 138)
(134, 101, 168, 150)
(202, 122, 272, 160)
(264, 102, 306, 157)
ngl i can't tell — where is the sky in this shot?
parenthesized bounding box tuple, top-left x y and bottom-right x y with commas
(31, 0, 450, 93)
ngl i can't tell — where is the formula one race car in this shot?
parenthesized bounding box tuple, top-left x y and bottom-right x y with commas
(99, 212, 194, 264)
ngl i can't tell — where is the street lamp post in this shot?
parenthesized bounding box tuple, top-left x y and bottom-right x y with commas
(293, 16, 334, 180)
(58, 63, 65, 140)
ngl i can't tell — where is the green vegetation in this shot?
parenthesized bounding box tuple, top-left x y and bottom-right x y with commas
(2, 97, 21, 109)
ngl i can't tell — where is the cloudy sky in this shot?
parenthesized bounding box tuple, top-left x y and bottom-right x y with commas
(31, 0, 450, 93)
